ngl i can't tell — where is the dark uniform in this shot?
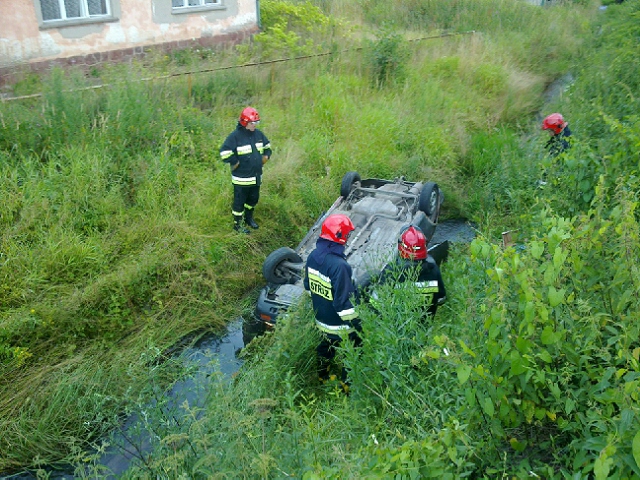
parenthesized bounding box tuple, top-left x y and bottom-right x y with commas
(220, 123, 272, 226)
(374, 256, 446, 319)
(545, 125, 572, 157)
(304, 238, 361, 381)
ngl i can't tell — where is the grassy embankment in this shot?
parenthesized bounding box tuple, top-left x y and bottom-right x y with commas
(1, 0, 639, 477)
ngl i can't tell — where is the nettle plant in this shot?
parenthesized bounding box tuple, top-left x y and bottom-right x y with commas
(458, 180, 640, 476)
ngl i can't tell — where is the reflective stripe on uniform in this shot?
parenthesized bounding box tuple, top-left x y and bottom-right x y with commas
(256, 142, 271, 154)
(237, 144, 252, 155)
(315, 320, 355, 334)
(220, 149, 234, 160)
(337, 307, 358, 321)
(416, 280, 439, 293)
(232, 175, 257, 186)
(308, 267, 331, 284)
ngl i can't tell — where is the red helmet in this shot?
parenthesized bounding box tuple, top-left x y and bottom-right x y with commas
(239, 107, 260, 127)
(398, 226, 427, 260)
(542, 113, 567, 135)
(320, 214, 355, 245)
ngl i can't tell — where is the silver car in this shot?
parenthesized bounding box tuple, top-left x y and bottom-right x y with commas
(253, 171, 446, 326)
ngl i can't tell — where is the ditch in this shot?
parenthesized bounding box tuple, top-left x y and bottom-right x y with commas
(4, 219, 476, 479)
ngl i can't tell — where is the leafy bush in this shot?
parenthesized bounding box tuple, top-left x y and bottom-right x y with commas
(364, 30, 411, 88)
(237, 0, 335, 60)
(458, 184, 640, 476)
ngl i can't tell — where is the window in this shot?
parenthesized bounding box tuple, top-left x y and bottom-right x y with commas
(41, 0, 110, 22)
(172, 0, 220, 8)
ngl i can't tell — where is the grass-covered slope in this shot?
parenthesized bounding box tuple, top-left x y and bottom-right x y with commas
(1, 0, 638, 476)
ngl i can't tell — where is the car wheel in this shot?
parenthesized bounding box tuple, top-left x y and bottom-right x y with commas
(340, 171, 361, 198)
(419, 182, 441, 223)
(263, 247, 304, 284)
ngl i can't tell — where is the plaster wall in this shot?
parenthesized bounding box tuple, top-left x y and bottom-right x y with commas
(0, 0, 257, 68)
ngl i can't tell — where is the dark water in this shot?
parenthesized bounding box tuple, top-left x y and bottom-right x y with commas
(431, 218, 477, 245)
(542, 73, 574, 109)
(2, 219, 476, 479)
(1, 319, 250, 480)
(95, 317, 248, 478)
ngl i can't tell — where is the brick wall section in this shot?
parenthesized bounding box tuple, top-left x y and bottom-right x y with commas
(0, 27, 258, 89)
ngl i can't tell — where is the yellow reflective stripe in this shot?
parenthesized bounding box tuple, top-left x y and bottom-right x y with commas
(416, 280, 439, 293)
(237, 145, 252, 155)
(221, 150, 234, 160)
(232, 210, 244, 216)
(256, 142, 270, 154)
(232, 176, 257, 186)
(308, 267, 331, 284)
(315, 320, 355, 334)
(420, 287, 440, 294)
(338, 308, 358, 321)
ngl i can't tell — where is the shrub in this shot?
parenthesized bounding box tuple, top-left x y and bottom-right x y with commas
(364, 30, 411, 88)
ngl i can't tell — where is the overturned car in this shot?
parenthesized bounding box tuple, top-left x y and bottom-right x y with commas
(253, 171, 446, 326)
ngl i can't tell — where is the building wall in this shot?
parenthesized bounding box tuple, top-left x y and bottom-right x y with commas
(0, 0, 258, 86)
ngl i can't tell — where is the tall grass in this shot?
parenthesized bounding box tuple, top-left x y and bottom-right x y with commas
(3, 0, 634, 476)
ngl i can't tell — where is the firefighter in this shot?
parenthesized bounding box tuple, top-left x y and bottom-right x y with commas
(303, 214, 361, 382)
(542, 113, 572, 157)
(374, 225, 446, 319)
(220, 107, 272, 233)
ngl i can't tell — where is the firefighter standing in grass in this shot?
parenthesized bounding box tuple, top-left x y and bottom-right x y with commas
(304, 214, 362, 383)
(220, 107, 272, 233)
(373, 225, 446, 320)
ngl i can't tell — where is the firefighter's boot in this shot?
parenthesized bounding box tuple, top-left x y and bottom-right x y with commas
(244, 208, 259, 229)
(233, 214, 250, 234)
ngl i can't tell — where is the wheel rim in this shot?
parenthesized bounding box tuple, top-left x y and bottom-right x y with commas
(429, 191, 438, 213)
(276, 267, 292, 282)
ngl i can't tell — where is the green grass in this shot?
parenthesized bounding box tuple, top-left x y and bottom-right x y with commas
(2, 0, 640, 477)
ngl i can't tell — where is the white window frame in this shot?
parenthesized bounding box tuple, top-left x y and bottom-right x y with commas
(37, 0, 116, 28)
(172, 0, 224, 15)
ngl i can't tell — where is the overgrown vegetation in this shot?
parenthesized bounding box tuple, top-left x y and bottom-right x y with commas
(1, 0, 639, 477)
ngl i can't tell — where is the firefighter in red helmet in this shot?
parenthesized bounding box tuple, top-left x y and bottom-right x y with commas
(542, 113, 572, 157)
(304, 214, 361, 383)
(372, 225, 446, 319)
(220, 107, 272, 233)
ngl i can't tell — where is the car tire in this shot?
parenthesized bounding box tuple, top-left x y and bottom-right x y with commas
(419, 182, 441, 223)
(340, 171, 361, 198)
(263, 247, 304, 285)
